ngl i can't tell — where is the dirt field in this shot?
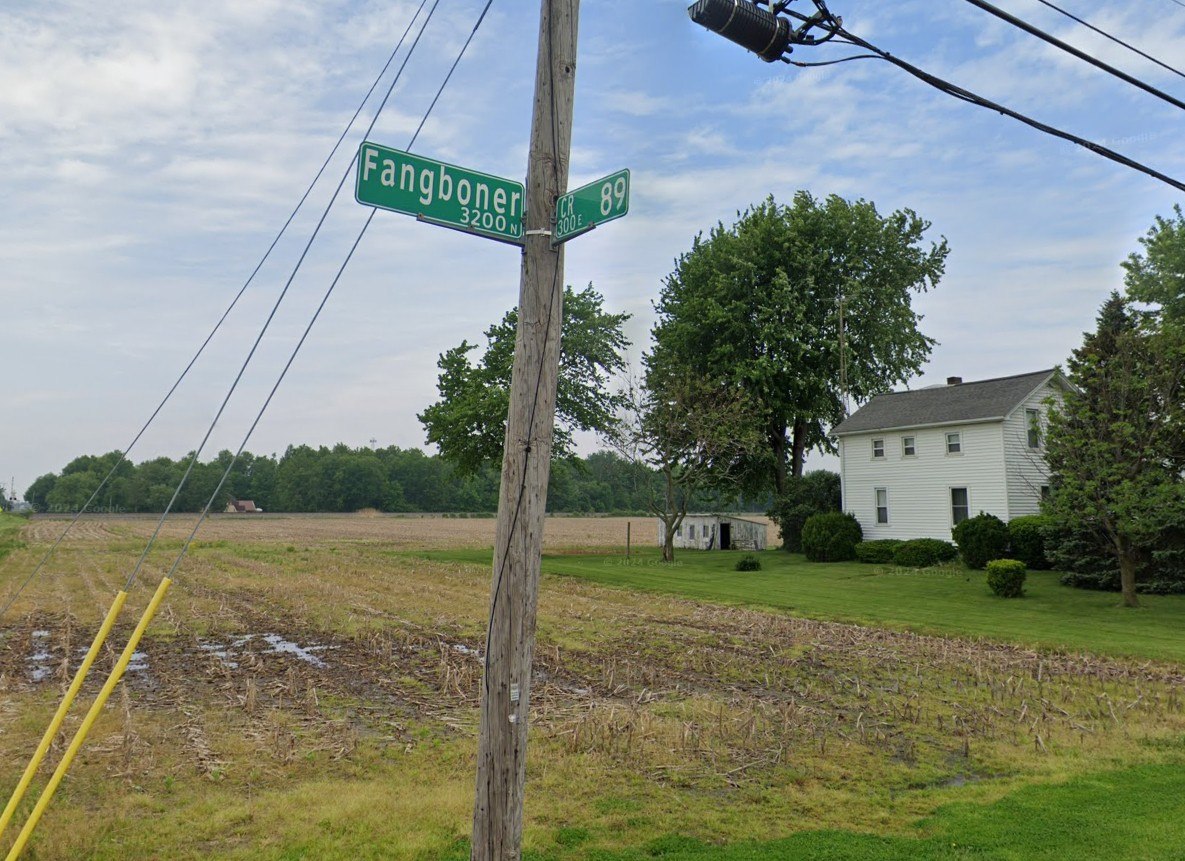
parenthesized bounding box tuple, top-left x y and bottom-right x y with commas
(0, 515, 1182, 859)
(22, 512, 777, 551)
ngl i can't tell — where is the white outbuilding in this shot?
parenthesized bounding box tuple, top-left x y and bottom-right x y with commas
(658, 514, 768, 551)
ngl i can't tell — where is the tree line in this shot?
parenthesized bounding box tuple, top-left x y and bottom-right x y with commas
(22, 446, 761, 516)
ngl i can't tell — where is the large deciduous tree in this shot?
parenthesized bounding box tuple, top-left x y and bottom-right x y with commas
(419, 284, 630, 476)
(612, 371, 762, 561)
(648, 192, 947, 497)
(1044, 292, 1185, 607)
(1122, 204, 1185, 329)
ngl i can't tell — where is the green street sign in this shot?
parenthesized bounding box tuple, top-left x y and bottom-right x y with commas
(355, 142, 525, 243)
(554, 169, 630, 243)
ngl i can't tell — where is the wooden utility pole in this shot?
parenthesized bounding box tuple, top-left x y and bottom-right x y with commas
(471, 2, 579, 860)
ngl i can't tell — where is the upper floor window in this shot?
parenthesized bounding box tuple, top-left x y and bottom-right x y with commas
(872, 439, 885, 458)
(946, 432, 962, 454)
(1026, 408, 1041, 449)
(902, 436, 916, 457)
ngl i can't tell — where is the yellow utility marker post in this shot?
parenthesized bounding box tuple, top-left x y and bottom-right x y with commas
(0, 591, 130, 840)
(4, 577, 172, 861)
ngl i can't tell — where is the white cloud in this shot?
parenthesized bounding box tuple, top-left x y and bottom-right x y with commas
(3, 0, 1181, 489)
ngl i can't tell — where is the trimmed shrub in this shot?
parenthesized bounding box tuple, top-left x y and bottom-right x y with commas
(952, 513, 1010, 569)
(1007, 515, 1054, 570)
(769, 471, 841, 552)
(734, 554, 762, 572)
(986, 559, 1027, 597)
(854, 540, 901, 564)
(801, 512, 863, 562)
(892, 538, 958, 568)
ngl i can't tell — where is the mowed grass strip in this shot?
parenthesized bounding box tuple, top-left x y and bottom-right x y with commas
(422, 548, 1185, 664)
(436, 762, 1185, 861)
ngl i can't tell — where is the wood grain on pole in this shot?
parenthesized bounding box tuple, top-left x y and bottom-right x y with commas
(471, 2, 579, 860)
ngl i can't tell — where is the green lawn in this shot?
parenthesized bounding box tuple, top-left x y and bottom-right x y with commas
(435, 762, 1185, 861)
(425, 547, 1185, 664)
(418, 545, 1185, 861)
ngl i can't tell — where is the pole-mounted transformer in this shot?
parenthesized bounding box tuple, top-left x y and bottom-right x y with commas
(687, 0, 792, 62)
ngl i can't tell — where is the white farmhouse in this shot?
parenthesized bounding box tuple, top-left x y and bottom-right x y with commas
(831, 369, 1070, 540)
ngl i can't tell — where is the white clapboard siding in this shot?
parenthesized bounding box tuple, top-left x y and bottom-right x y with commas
(840, 422, 1009, 541)
(1002, 381, 1063, 519)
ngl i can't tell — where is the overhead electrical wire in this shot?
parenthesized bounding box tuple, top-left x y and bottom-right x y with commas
(774, 1, 1185, 196)
(2, 0, 507, 852)
(163, 0, 497, 587)
(789, 54, 879, 67)
(959, 0, 1185, 112)
(0, 0, 433, 621)
(831, 27, 1185, 195)
(101, 0, 442, 598)
(1032, 0, 1185, 82)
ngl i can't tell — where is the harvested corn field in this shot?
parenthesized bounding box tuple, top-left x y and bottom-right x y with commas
(0, 515, 1182, 860)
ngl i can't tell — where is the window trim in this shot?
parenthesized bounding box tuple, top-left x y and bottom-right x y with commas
(1026, 408, 1041, 449)
(875, 487, 889, 525)
(951, 486, 970, 525)
(872, 438, 886, 459)
(945, 431, 962, 455)
(902, 435, 916, 457)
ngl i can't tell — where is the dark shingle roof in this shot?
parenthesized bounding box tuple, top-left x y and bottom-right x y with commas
(832, 369, 1059, 436)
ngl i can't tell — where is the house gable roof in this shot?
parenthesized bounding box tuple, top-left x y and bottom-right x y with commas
(832, 369, 1062, 436)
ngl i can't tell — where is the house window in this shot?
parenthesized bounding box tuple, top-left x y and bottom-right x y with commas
(688, 525, 696, 540)
(872, 438, 885, 458)
(875, 488, 889, 525)
(1026, 408, 1041, 449)
(951, 487, 969, 525)
(902, 436, 916, 457)
(1041, 485, 1052, 501)
(675, 525, 681, 538)
(946, 432, 962, 454)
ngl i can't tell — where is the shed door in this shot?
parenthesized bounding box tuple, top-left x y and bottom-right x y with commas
(720, 523, 731, 550)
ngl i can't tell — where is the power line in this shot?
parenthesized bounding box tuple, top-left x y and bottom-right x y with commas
(0, 0, 433, 620)
(1033, 0, 1185, 82)
(113, 0, 445, 596)
(833, 25, 1185, 195)
(0, 3, 493, 850)
(960, 0, 1185, 113)
(162, 0, 495, 588)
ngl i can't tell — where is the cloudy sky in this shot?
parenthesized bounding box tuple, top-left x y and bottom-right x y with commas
(3, 0, 1184, 494)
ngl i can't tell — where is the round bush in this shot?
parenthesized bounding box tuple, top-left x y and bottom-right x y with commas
(892, 538, 958, 568)
(734, 554, 762, 572)
(854, 540, 901, 564)
(801, 512, 863, 562)
(952, 513, 1010, 569)
(986, 559, 1027, 597)
(1008, 515, 1053, 570)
